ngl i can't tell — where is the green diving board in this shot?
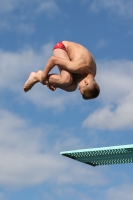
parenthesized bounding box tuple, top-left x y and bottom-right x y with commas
(60, 144, 133, 167)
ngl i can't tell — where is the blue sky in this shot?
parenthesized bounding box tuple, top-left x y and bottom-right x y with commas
(0, 0, 133, 199)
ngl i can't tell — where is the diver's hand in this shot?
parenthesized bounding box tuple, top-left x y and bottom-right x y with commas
(46, 83, 57, 91)
(40, 73, 47, 84)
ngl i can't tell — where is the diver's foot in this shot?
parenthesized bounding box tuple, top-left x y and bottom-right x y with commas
(23, 72, 38, 92)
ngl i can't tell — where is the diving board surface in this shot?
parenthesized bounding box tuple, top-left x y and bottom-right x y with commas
(60, 144, 133, 167)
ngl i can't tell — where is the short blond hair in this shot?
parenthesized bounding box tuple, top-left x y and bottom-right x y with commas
(82, 80, 100, 100)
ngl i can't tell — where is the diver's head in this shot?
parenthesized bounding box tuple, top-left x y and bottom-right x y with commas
(78, 75, 100, 100)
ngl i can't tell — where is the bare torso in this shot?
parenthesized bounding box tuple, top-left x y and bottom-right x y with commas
(62, 41, 96, 77)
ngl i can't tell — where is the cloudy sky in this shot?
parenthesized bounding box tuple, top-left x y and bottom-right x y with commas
(0, 0, 133, 199)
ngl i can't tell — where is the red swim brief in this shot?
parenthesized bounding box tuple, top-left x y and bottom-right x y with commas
(53, 41, 67, 52)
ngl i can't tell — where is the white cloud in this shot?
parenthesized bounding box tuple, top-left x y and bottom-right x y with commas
(96, 60, 133, 103)
(0, 0, 59, 15)
(89, 0, 133, 18)
(37, 1, 60, 17)
(83, 60, 133, 130)
(0, 109, 107, 188)
(17, 23, 35, 34)
(23, 84, 78, 110)
(105, 184, 133, 200)
(0, 0, 60, 32)
(0, 193, 5, 200)
(0, 0, 16, 13)
(0, 43, 52, 91)
(83, 96, 133, 130)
